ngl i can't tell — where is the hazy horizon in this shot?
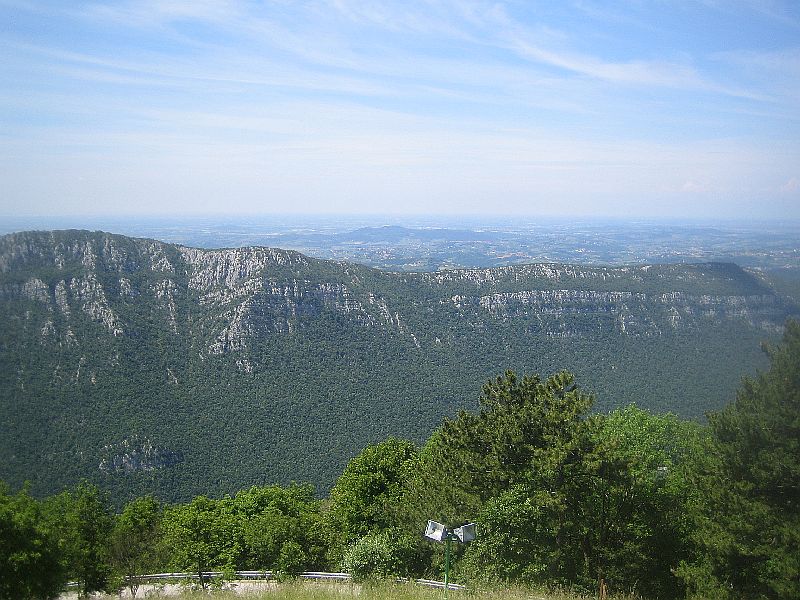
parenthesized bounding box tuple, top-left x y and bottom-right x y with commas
(4, 212, 800, 231)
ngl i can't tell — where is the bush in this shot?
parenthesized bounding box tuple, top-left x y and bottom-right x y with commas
(341, 530, 422, 581)
(278, 540, 308, 579)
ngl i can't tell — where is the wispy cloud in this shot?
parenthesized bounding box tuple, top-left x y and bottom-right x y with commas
(702, 0, 800, 29)
(722, 46, 800, 70)
(7, 1, 779, 107)
(2, 0, 799, 217)
(81, 0, 244, 29)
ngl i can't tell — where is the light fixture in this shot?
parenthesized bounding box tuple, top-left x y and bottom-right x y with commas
(424, 520, 477, 593)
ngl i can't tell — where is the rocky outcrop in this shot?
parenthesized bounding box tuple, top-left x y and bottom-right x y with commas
(99, 437, 184, 474)
(2, 230, 798, 501)
(0, 230, 795, 358)
(449, 289, 786, 335)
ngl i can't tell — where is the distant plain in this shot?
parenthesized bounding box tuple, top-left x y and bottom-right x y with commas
(3, 215, 799, 275)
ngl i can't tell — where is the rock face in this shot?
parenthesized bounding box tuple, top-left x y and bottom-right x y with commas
(0, 230, 796, 503)
(0, 232, 420, 359)
(0, 231, 787, 359)
(99, 437, 183, 474)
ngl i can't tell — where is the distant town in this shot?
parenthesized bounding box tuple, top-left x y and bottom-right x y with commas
(4, 215, 799, 273)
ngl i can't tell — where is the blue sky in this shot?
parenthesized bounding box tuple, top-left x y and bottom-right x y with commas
(1, 1, 799, 219)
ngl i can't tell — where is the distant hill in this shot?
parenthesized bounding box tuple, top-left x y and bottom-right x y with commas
(1, 230, 796, 504)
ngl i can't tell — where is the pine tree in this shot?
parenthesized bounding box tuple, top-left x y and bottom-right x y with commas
(683, 320, 800, 599)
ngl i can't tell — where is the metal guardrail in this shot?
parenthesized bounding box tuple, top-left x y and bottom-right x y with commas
(99, 570, 464, 591)
(301, 572, 353, 581)
(412, 578, 466, 591)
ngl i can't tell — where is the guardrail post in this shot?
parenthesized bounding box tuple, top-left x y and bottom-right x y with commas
(444, 535, 452, 598)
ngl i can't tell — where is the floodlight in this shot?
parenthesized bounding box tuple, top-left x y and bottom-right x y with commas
(424, 520, 478, 594)
(424, 520, 446, 541)
(454, 522, 476, 543)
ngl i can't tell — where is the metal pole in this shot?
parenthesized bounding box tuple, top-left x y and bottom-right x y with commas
(444, 534, 451, 598)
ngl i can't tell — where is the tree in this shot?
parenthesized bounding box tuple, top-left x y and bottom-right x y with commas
(568, 406, 709, 598)
(234, 484, 324, 573)
(277, 540, 306, 578)
(411, 370, 593, 528)
(460, 482, 560, 584)
(161, 495, 239, 588)
(110, 496, 163, 598)
(408, 370, 594, 585)
(680, 320, 800, 599)
(0, 483, 66, 600)
(424, 371, 709, 596)
(42, 481, 114, 598)
(325, 437, 419, 563)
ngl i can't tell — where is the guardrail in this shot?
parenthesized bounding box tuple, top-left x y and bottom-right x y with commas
(410, 578, 466, 591)
(102, 571, 465, 591)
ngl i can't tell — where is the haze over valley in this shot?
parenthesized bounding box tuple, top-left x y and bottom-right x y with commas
(4, 214, 799, 272)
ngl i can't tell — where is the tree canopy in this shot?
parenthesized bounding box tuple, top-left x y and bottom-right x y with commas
(0, 484, 65, 600)
(680, 320, 800, 599)
(1, 321, 798, 599)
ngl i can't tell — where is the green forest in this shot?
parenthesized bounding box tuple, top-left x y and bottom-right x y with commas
(2, 230, 796, 505)
(3, 321, 798, 600)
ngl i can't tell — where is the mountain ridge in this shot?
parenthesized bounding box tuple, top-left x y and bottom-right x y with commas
(1, 229, 796, 503)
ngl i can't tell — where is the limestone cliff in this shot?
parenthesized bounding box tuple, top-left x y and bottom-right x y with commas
(0, 230, 795, 502)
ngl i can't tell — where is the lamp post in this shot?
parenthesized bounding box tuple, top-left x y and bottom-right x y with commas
(424, 520, 476, 596)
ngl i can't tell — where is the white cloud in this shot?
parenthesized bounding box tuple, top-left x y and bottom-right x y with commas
(681, 180, 709, 194)
(780, 177, 800, 193)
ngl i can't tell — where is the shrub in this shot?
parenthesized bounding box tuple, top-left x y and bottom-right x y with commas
(341, 530, 421, 581)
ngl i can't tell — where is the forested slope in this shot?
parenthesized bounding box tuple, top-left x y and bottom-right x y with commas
(0, 230, 795, 502)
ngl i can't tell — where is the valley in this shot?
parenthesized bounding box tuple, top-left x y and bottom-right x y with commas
(0, 229, 797, 503)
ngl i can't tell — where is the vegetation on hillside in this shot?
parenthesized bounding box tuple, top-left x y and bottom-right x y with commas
(2, 321, 798, 599)
(1, 230, 795, 504)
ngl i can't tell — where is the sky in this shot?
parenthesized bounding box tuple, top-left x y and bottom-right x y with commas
(1, 1, 799, 219)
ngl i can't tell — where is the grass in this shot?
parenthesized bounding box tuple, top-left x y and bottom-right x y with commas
(94, 579, 625, 600)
